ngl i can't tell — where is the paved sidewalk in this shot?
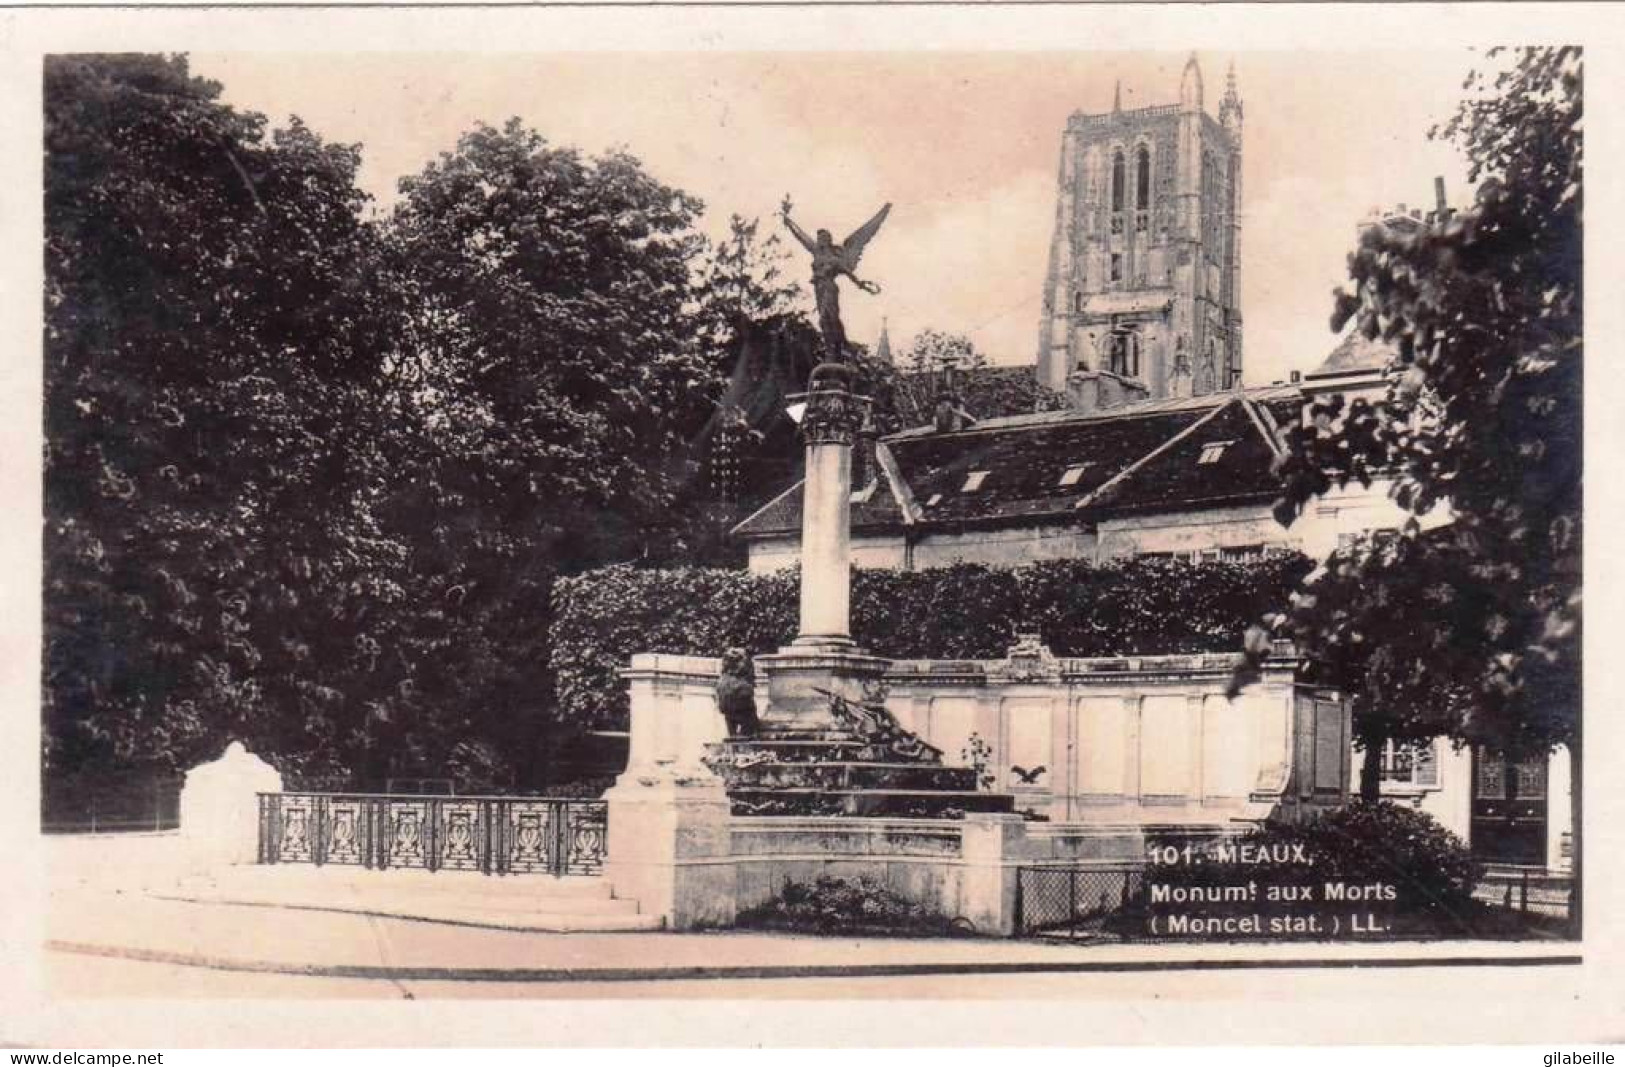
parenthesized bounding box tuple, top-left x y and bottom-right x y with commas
(41, 834, 1579, 992)
(45, 885, 1577, 984)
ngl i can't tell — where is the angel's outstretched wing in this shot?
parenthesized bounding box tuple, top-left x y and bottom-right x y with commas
(838, 203, 892, 272)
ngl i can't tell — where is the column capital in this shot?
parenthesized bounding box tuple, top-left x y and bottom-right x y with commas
(792, 385, 869, 447)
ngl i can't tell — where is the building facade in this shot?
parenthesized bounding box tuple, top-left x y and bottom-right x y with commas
(1036, 55, 1244, 408)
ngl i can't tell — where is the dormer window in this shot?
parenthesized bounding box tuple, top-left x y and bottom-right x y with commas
(1198, 441, 1233, 465)
(961, 471, 990, 492)
(1058, 464, 1091, 487)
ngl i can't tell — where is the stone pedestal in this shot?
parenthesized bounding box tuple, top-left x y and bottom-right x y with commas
(179, 741, 283, 871)
(603, 777, 736, 930)
(605, 654, 736, 929)
(959, 813, 1028, 936)
(702, 363, 1015, 820)
(754, 646, 891, 734)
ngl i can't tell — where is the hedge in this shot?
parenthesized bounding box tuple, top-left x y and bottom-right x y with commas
(550, 553, 1312, 730)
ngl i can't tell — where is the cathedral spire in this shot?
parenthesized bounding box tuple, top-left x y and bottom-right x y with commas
(1113, 79, 1122, 113)
(875, 317, 893, 364)
(1219, 59, 1243, 127)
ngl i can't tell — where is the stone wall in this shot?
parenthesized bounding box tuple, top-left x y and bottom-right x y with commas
(884, 645, 1347, 825)
(745, 523, 1101, 574)
(1094, 503, 1285, 561)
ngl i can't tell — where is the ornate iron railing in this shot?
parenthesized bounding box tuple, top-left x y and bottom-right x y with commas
(256, 793, 608, 877)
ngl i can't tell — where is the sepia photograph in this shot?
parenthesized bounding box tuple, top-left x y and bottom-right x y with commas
(3, 2, 1612, 1048)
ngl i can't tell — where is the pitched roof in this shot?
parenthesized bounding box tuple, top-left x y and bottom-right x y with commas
(732, 384, 1302, 539)
(1085, 398, 1287, 514)
(1307, 330, 1395, 379)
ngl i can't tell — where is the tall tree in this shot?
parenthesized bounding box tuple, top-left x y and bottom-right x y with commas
(378, 119, 729, 781)
(44, 54, 402, 780)
(1237, 47, 1581, 921)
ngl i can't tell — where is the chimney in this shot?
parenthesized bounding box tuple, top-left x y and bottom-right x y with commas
(933, 395, 963, 433)
(1434, 175, 1450, 223)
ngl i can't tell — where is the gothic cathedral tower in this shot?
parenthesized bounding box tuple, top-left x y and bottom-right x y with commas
(1036, 55, 1244, 404)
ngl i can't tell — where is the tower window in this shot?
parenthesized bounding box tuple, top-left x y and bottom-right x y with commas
(1111, 149, 1126, 214)
(1108, 329, 1140, 378)
(1073, 291, 1084, 313)
(1136, 146, 1152, 209)
(1110, 254, 1123, 282)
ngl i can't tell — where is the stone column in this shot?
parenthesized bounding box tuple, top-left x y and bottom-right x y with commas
(791, 365, 866, 648)
(756, 364, 889, 733)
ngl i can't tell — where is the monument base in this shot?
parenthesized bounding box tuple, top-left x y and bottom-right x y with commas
(709, 642, 1016, 819)
(754, 643, 891, 733)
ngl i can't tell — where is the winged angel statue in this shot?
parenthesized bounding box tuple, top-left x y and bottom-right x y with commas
(781, 196, 892, 363)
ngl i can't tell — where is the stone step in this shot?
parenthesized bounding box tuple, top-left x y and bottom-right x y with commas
(207, 866, 618, 899)
(729, 787, 1016, 818)
(710, 740, 938, 765)
(719, 761, 979, 792)
(751, 728, 872, 743)
(364, 891, 644, 918)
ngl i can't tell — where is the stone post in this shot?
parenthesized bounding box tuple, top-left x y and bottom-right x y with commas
(604, 654, 737, 929)
(959, 812, 1029, 936)
(618, 653, 726, 781)
(179, 741, 283, 871)
(602, 777, 736, 930)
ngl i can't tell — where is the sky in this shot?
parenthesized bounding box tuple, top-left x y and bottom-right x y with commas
(194, 50, 1477, 386)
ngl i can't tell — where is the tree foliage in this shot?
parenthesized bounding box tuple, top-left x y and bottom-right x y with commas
(44, 54, 400, 778)
(43, 66, 760, 788)
(1241, 48, 1581, 768)
(875, 329, 1067, 430)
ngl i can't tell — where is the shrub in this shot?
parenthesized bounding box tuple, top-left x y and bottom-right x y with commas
(735, 874, 967, 937)
(549, 553, 1312, 729)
